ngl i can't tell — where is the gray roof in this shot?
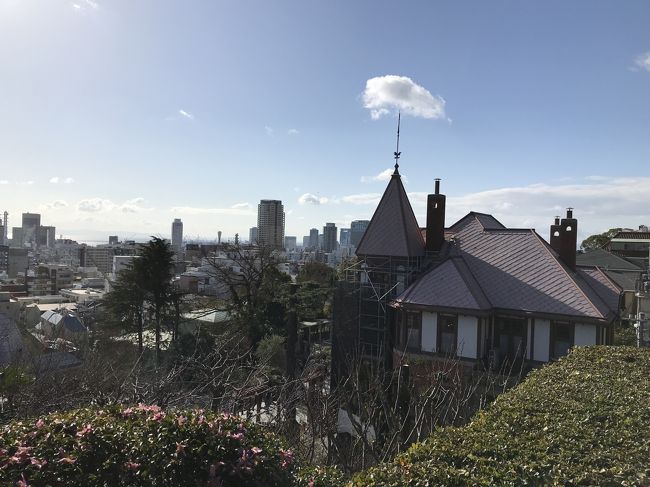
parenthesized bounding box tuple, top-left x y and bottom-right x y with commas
(396, 213, 621, 322)
(356, 168, 425, 258)
(576, 248, 643, 271)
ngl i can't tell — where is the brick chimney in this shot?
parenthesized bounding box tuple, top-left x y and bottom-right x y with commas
(549, 216, 562, 253)
(559, 208, 577, 270)
(425, 179, 446, 252)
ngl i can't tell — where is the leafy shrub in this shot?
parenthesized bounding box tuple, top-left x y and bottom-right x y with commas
(0, 404, 345, 486)
(352, 346, 650, 486)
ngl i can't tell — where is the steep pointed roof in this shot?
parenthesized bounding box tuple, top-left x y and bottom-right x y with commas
(356, 168, 425, 258)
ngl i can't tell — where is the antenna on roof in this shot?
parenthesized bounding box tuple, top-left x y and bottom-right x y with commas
(393, 111, 401, 175)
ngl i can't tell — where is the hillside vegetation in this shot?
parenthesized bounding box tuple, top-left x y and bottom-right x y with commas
(352, 346, 650, 486)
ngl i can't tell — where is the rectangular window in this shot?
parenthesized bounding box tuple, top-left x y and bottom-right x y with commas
(495, 317, 527, 360)
(551, 322, 573, 359)
(405, 312, 421, 351)
(438, 314, 457, 354)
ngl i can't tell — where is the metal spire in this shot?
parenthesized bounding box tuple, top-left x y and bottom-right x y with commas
(393, 112, 401, 175)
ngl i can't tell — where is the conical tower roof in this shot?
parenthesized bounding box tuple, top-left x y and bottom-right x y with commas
(356, 166, 425, 258)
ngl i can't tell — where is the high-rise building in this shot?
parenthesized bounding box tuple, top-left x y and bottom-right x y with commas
(257, 200, 285, 249)
(323, 223, 337, 253)
(350, 220, 370, 247)
(309, 228, 319, 249)
(284, 236, 297, 250)
(302, 235, 310, 248)
(340, 228, 351, 247)
(171, 219, 183, 258)
(249, 227, 259, 245)
(109, 236, 119, 245)
(22, 213, 41, 229)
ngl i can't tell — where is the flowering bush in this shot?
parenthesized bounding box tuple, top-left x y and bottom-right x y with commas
(0, 404, 334, 486)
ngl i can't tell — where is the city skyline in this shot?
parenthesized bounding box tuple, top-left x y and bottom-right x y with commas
(1, 1, 649, 243)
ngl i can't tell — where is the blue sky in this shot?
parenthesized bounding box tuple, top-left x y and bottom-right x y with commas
(1, 0, 649, 243)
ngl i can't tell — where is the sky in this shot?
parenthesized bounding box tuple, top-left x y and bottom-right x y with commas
(1, 0, 649, 244)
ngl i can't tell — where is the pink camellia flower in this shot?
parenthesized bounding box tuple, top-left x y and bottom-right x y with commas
(122, 408, 134, 418)
(308, 480, 315, 487)
(76, 424, 93, 437)
(152, 411, 165, 422)
(251, 447, 262, 455)
(175, 442, 186, 454)
(125, 460, 140, 471)
(17, 473, 29, 487)
(228, 432, 244, 441)
(58, 456, 76, 464)
(30, 457, 47, 469)
(176, 415, 187, 426)
(279, 449, 294, 469)
(35, 419, 45, 430)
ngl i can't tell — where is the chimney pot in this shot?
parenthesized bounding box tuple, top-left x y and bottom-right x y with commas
(434, 178, 441, 195)
(566, 207, 573, 219)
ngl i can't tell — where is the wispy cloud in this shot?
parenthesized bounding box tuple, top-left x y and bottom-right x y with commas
(179, 109, 194, 120)
(633, 51, 650, 72)
(41, 200, 69, 211)
(77, 197, 153, 213)
(298, 193, 329, 205)
(360, 168, 401, 183)
(341, 193, 382, 205)
(0, 180, 8, 185)
(231, 202, 252, 210)
(363, 75, 447, 120)
(49, 176, 75, 184)
(16, 181, 34, 186)
(170, 206, 256, 216)
(287, 128, 299, 135)
(265, 126, 274, 136)
(406, 177, 650, 240)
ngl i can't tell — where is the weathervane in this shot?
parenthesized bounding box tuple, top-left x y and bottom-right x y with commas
(393, 111, 401, 174)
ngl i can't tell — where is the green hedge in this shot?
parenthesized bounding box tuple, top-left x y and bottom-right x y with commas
(0, 404, 344, 487)
(352, 347, 650, 486)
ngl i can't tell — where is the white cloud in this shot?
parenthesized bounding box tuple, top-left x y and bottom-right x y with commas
(634, 51, 650, 72)
(265, 126, 274, 136)
(407, 177, 650, 241)
(298, 193, 329, 205)
(0, 180, 8, 185)
(287, 128, 299, 135)
(16, 181, 34, 186)
(170, 206, 256, 216)
(49, 176, 74, 184)
(231, 202, 251, 210)
(362, 75, 446, 120)
(84, 0, 98, 8)
(77, 198, 114, 213)
(76, 197, 151, 214)
(341, 193, 382, 205)
(41, 200, 69, 210)
(360, 168, 398, 183)
(179, 109, 194, 120)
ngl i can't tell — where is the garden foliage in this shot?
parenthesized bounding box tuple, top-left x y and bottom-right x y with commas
(0, 405, 343, 487)
(352, 346, 650, 486)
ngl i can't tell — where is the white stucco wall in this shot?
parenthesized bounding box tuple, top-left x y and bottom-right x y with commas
(457, 315, 478, 359)
(574, 323, 597, 347)
(421, 312, 437, 353)
(534, 319, 550, 362)
(527, 319, 533, 360)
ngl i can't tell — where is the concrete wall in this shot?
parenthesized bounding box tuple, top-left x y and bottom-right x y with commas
(533, 319, 550, 362)
(457, 315, 478, 359)
(574, 323, 597, 347)
(421, 311, 437, 353)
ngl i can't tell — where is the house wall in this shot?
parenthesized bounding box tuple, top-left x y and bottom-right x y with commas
(457, 315, 478, 359)
(421, 311, 437, 352)
(534, 319, 550, 362)
(574, 323, 597, 347)
(527, 319, 533, 360)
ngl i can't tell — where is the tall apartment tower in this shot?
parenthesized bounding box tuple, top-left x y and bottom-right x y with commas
(249, 227, 259, 245)
(171, 219, 183, 258)
(257, 200, 285, 249)
(350, 220, 370, 247)
(323, 223, 337, 253)
(22, 212, 41, 244)
(309, 228, 319, 249)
